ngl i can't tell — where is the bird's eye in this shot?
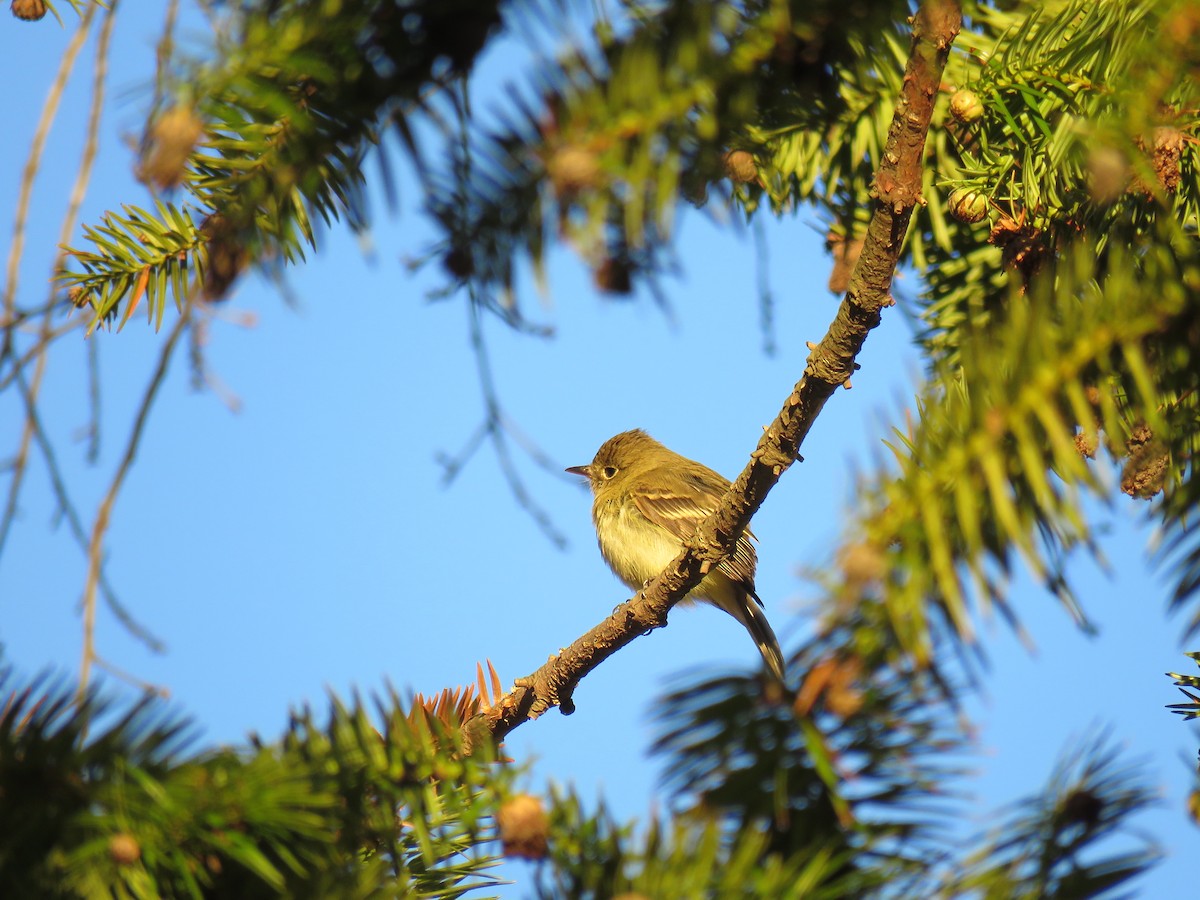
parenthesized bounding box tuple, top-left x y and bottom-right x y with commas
(601, 466, 618, 480)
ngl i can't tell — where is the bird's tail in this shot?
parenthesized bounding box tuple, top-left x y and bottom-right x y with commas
(718, 590, 787, 684)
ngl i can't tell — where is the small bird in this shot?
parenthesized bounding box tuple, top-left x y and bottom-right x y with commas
(566, 429, 786, 682)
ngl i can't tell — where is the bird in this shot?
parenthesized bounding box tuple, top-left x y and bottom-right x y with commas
(566, 429, 786, 682)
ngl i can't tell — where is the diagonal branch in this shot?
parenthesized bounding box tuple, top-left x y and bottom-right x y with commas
(468, 0, 962, 748)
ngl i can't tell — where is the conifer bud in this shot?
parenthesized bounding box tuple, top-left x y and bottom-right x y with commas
(1074, 430, 1098, 459)
(108, 833, 141, 865)
(140, 105, 204, 189)
(1122, 423, 1168, 499)
(947, 187, 988, 223)
(199, 213, 247, 301)
(547, 145, 601, 198)
(11, 0, 47, 20)
(722, 149, 758, 183)
(949, 88, 984, 124)
(443, 245, 473, 280)
(1060, 788, 1103, 830)
(594, 256, 633, 295)
(496, 794, 549, 860)
(1149, 126, 1184, 194)
(838, 541, 886, 588)
(1086, 146, 1128, 204)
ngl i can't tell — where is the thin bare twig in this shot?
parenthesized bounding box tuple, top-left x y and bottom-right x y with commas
(468, 0, 964, 747)
(470, 296, 567, 548)
(498, 412, 578, 484)
(37, 0, 118, 491)
(439, 295, 568, 547)
(63, 2, 116, 254)
(93, 653, 170, 698)
(0, 5, 97, 556)
(0, 294, 69, 337)
(79, 311, 191, 704)
(0, 6, 97, 331)
(9, 4, 163, 655)
(16, 365, 164, 652)
(437, 419, 490, 485)
(153, 0, 180, 112)
(0, 314, 82, 393)
(85, 335, 101, 462)
(753, 215, 776, 357)
(436, 79, 568, 547)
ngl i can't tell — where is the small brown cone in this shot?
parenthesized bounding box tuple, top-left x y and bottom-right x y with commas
(1086, 146, 1128, 205)
(1149, 126, 1184, 194)
(989, 214, 1047, 286)
(948, 88, 984, 124)
(1130, 125, 1185, 197)
(594, 256, 633, 295)
(140, 105, 204, 190)
(722, 149, 758, 183)
(1121, 423, 1168, 499)
(11, 0, 47, 20)
(200, 214, 247, 301)
(1074, 430, 1098, 460)
(547, 145, 601, 198)
(947, 187, 988, 224)
(496, 794, 549, 860)
(108, 833, 141, 865)
(443, 245, 474, 280)
(838, 541, 886, 590)
(1060, 788, 1104, 831)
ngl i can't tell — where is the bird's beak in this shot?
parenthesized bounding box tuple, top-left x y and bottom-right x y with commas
(565, 465, 591, 478)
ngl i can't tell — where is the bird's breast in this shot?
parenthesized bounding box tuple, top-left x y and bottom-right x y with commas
(592, 495, 682, 590)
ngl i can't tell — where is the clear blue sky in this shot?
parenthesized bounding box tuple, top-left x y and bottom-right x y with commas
(2, 5, 1195, 896)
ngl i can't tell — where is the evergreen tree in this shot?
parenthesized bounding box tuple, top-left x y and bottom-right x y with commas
(2, 0, 1196, 895)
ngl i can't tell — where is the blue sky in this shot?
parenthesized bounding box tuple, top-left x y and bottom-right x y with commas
(2, 5, 1196, 895)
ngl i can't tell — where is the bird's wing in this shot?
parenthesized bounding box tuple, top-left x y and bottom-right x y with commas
(630, 468, 761, 601)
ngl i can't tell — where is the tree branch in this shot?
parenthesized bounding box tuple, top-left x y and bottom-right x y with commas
(468, 0, 962, 748)
(0, 5, 97, 557)
(79, 310, 191, 705)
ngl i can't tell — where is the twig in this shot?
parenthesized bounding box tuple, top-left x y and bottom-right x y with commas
(152, 0, 180, 113)
(93, 653, 170, 698)
(436, 78, 568, 547)
(63, 1, 116, 256)
(499, 412, 578, 484)
(16, 366, 165, 652)
(43, 0, 118, 476)
(0, 5, 96, 336)
(79, 311, 191, 704)
(467, 295, 567, 548)
(85, 335, 101, 463)
(0, 295, 71, 338)
(0, 314, 81, 394)
(468, 0, 963, 748)
(753, 215, 776, 357)
(0, 7, 97, 557)
(9, 5, 163, 654)
(437, 419, 491, 486)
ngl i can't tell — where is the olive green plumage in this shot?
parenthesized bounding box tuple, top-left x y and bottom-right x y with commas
(568, 429, 786, 683)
